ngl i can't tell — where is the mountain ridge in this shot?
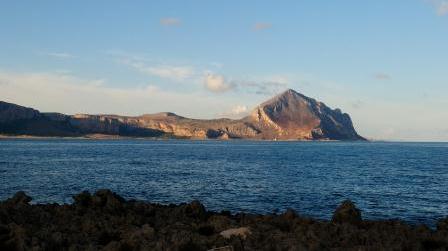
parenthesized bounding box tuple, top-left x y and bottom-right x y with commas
(0, 89, 365, 140)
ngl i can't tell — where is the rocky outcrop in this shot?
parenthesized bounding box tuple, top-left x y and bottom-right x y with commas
(245, 89, 364, 140)
(0, 89, 365, 140)
(331, 200, 362, 225)
(0, 190, 447, 250)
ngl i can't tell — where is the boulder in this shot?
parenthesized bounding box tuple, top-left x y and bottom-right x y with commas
(73, 191, 92, 207)
(7, 191, 32, 206)
(282, 208, 298, 220)
(184, 200, 206, 219)
(220, 227, 251, 240)
(91, 189, 125, 212)
(331, 200, 362, 225)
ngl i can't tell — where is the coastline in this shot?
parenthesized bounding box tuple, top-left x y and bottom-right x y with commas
(1, 190, 447, 250)
(0, 134, 347, 142)
(0, 134, 177, 140)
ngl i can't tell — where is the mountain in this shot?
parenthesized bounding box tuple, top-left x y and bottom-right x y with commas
(244, 89, 364, 140)
(0, 89, 365, 140)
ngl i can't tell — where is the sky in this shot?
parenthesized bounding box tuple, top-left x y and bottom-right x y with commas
(0, 1, 447, 141)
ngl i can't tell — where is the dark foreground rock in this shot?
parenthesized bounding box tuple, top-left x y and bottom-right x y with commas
(1, 190, 447, 251)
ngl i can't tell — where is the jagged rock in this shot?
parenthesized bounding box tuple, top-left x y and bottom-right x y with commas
(7, 191, 32, 206)
(184, 200, 207, 219)
(282, 208, 298, 220)
(91, 189, 125, 211)
(73, 191, 92, 207)
(437, 218, 448, 232)
(0, 224, 10, 246)
(0, 190, 447, 250)
(0, 223, 27, 250)
(207, 215, 233, 232)
(332, 200, 362, 225)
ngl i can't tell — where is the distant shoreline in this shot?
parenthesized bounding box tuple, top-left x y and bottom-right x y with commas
(1, 90, 367, 142)
(0, 134, 344, 141)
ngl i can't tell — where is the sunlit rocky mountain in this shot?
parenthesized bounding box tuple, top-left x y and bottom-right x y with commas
(0, 89, 364, 140)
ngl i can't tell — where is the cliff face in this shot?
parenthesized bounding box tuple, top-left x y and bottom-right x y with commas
(0, 89, 365, 140)
(245, 89, 364, 140)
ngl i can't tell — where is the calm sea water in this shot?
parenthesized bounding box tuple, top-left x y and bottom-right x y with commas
(0, 139, 447, 226)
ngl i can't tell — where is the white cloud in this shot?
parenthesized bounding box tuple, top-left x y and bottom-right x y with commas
(160, 17, 181, 26)
(113, 51, 287, 95)
(429, 0, 448, 15)
(254, 22, 272, 31)
(204, 73, 235, 93)
(219, 105, 250, 118)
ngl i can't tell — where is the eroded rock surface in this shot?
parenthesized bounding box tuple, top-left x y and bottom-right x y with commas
(1, 190, 447, 250)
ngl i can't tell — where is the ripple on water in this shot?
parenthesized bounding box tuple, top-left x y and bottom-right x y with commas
(0, 139, 447, 227)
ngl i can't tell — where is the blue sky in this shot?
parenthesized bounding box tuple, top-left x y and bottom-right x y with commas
(1, 1, 447, 141)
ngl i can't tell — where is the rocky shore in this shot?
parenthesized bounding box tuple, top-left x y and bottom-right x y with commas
(1, 190, 447, 251)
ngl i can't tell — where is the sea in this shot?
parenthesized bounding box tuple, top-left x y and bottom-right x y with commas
(0, 139, 447, 226)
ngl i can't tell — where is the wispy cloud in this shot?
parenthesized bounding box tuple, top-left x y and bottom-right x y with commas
(0, 70, 229, 117)
(254, 22, 272, 31)
(203, 73, 288, 95)
(374, 73, 391, 80)
(160, 17, 181, 26)
(238, 80, 288, 95)
(146, 65, 194, 81)
(121, 58, 194, 81)
(428, 0, 448, 15)
(112, 51, 287, 95)
(40, 52, 76, 59)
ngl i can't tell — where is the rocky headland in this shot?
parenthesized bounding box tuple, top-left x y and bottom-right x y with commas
(1, 190, 447, 250)
(0, 89, 365, 141)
